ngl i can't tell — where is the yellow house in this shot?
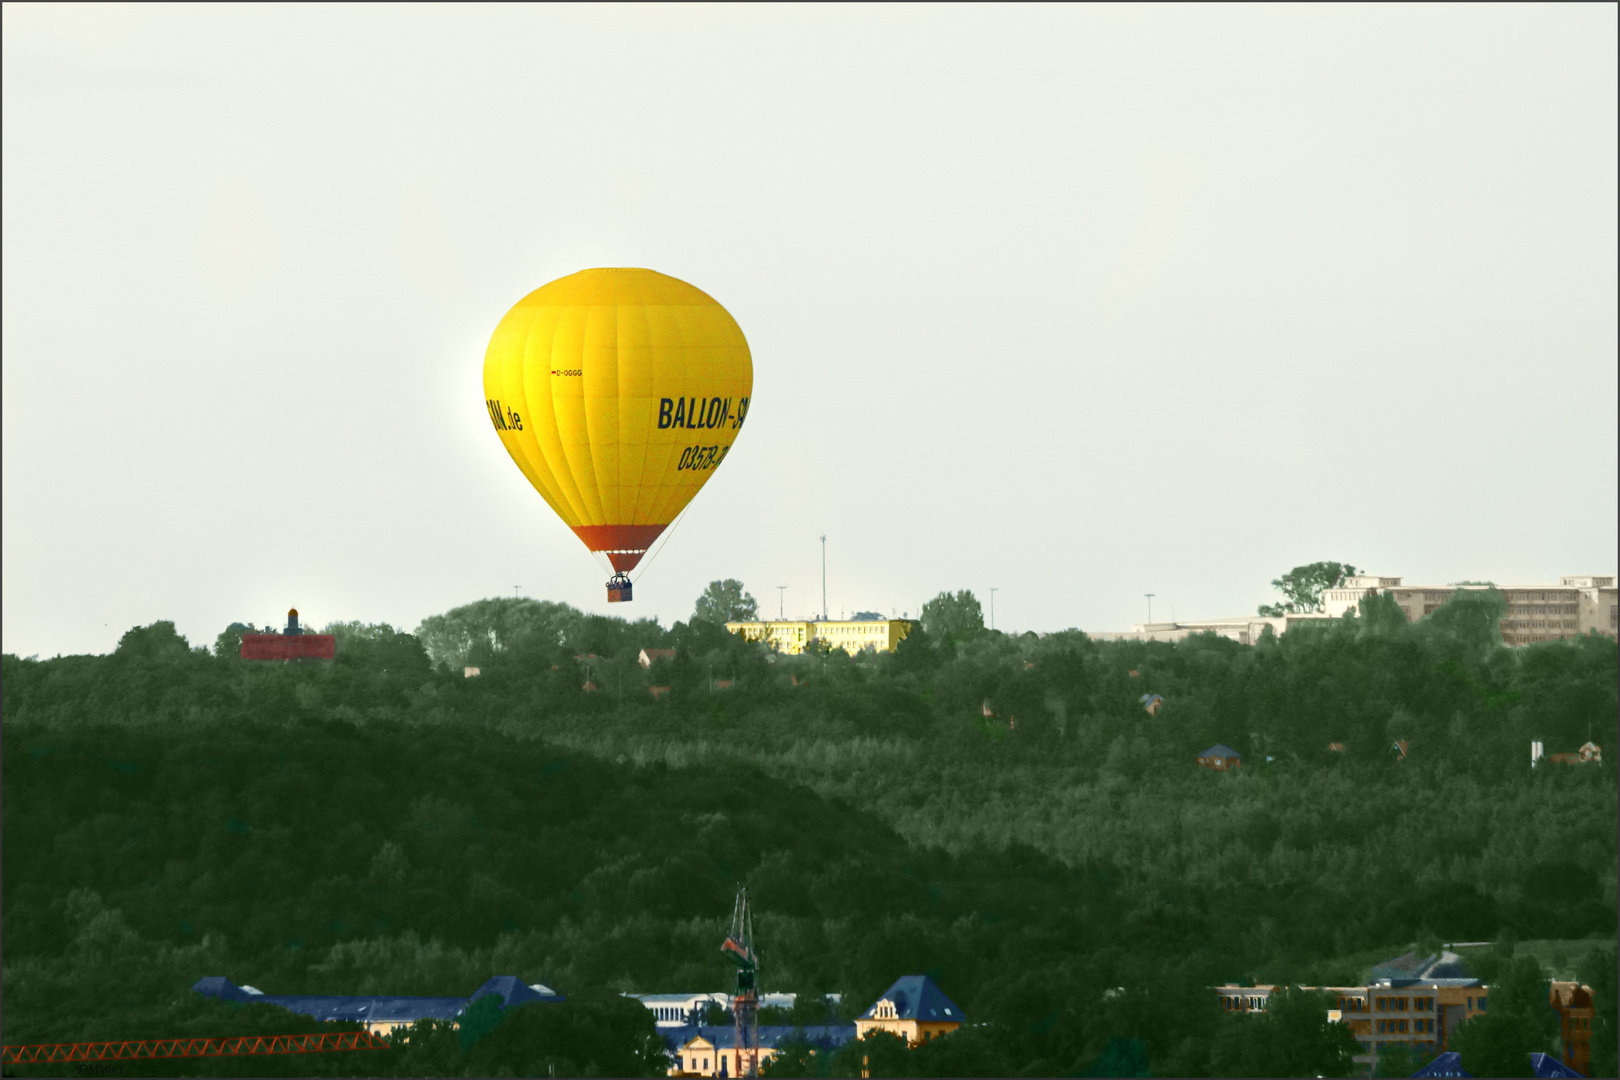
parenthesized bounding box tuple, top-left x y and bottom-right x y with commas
(670, 1031, 726, 1077)
(666, 1025, 855, 1077)
(725, 619, 912, 656)
(854, 975, 963, 1047)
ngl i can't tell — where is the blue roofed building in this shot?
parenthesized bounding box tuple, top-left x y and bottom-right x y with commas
(1196, 744, 1243, 771)
(855, 975, 964, 1047)
(1410, 1050, 1470, 1077)
(192, 975, 563, 1037)
(1527, 1051, 1585, 1077)
(1408, 1050, 1585, 1078)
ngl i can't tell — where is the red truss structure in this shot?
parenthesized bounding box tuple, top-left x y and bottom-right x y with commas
(2, 1030, 388, 1065)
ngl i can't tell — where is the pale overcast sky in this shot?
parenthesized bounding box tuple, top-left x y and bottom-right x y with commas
(4, 3, 1616, 658)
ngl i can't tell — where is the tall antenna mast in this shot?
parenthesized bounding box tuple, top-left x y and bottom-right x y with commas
(819, 535, 827, 621)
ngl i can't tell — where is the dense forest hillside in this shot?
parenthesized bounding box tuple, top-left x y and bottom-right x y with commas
(3, 586, 1615, 1077)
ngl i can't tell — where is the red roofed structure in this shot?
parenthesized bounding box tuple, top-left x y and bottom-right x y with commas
(240, 609, 335, 661)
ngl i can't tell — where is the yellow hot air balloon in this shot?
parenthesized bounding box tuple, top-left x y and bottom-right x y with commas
(482, 268, 753, 602)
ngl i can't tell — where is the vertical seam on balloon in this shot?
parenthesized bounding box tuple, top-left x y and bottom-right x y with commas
(633, 301, 671, 527)
(650, 302, 706, 525)
(588, 299, 620, 525)
(491, 308, 570, 521)
(644, 302, 689, 525)
(539, 304, 596, 524)
(620, 300, 648, 525)
(521, 310, 579, 521)
(518, 304, 588, 524)
(559, 303, 607, 525)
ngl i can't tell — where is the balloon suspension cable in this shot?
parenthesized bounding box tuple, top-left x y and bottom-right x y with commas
(631, 503, 694, 584)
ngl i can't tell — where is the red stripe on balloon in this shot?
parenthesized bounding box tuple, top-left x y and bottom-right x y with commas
(570, 524, 668, 572)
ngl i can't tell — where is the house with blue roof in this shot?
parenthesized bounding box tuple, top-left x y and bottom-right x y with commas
(1407, 1050, 1584, 1078)
(1196, 744, 1242, 771)
(855, 975, 964, 1047)
(192, 975, 563, 1036)
(1410, 1050, 1470, 1077)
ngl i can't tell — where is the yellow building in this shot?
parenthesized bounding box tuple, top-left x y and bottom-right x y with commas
(724, 618, 912, 656)
(854, 975, 964, 1047)
(1216, 949, 1488, 1072)
(665, 1025, 856, 1077)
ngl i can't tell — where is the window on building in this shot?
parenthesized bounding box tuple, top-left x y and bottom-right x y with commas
(1478, 998, 1487, 1011)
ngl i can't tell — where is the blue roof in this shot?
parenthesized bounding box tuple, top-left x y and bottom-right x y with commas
(858, 976, 963, 1023)
(1370, 951, 1480, 987)
(1529, 1052, 1583, 1078)
(663, 1025, 856, 1052)
(1372, 951, 1435, 981)
(1410, 1051, 1470, 1077)
(254, 994, 467, 1025)
(192, 976, 252, 1003)
(470, 975, 565, 1008)
(192, 974, 562, 1025)
(1198, 744, 1241, 759)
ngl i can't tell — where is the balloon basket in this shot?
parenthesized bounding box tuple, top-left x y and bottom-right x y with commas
(606, 575, 633, 603)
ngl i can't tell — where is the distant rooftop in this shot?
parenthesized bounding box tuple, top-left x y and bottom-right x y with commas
(1369, 950, 1479, 987)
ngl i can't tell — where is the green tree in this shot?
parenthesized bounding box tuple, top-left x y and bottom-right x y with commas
(761, 1032, 825, 1077)
(413, 597, 583, 670)
(1207, 989, 1359, 1078)
(694, 579, 760, 624)
(115, 620, 193, 662)
(1077, 1036, 1152, 1077)
(1372, 1041, 1422, 1077)
(1263, 987, 1360, 1077)
(1423, 587, 1509, 658)
(1451, 955, 1558, 1077)
(324, 621, 432, 676)
(829, 1029, 912, 1078)
(919, 590, 983, 641)
(213, 622, 256, 659)
(1257, 562, 1358, 617)
(1577, 944, 1617, 1080)
(466, 993, 666, 1077)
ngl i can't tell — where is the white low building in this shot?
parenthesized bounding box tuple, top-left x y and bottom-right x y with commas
(627, 992, 731, 1027)
(1091, 573, 1616, 647)
(626, 991, 832, 1027)
(1322, 574, 1616, 645)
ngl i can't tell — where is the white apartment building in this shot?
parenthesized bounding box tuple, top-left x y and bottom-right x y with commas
(1322, 574, 1617, 646)
(626, 991, 827, 1027)
(1090, 574, 1616, 647)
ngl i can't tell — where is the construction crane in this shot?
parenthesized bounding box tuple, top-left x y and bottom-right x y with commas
(719, 886, 760, 1078)
(3, 1031, 387, 1066)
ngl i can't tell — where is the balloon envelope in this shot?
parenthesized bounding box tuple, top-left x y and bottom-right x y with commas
(482, 268, 753, 576)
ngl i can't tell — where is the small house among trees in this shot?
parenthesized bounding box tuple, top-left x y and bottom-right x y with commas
(1197, 744, 1242, 771)
(638, 647, 676, 668)
(1547, 741, 1602, 765)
